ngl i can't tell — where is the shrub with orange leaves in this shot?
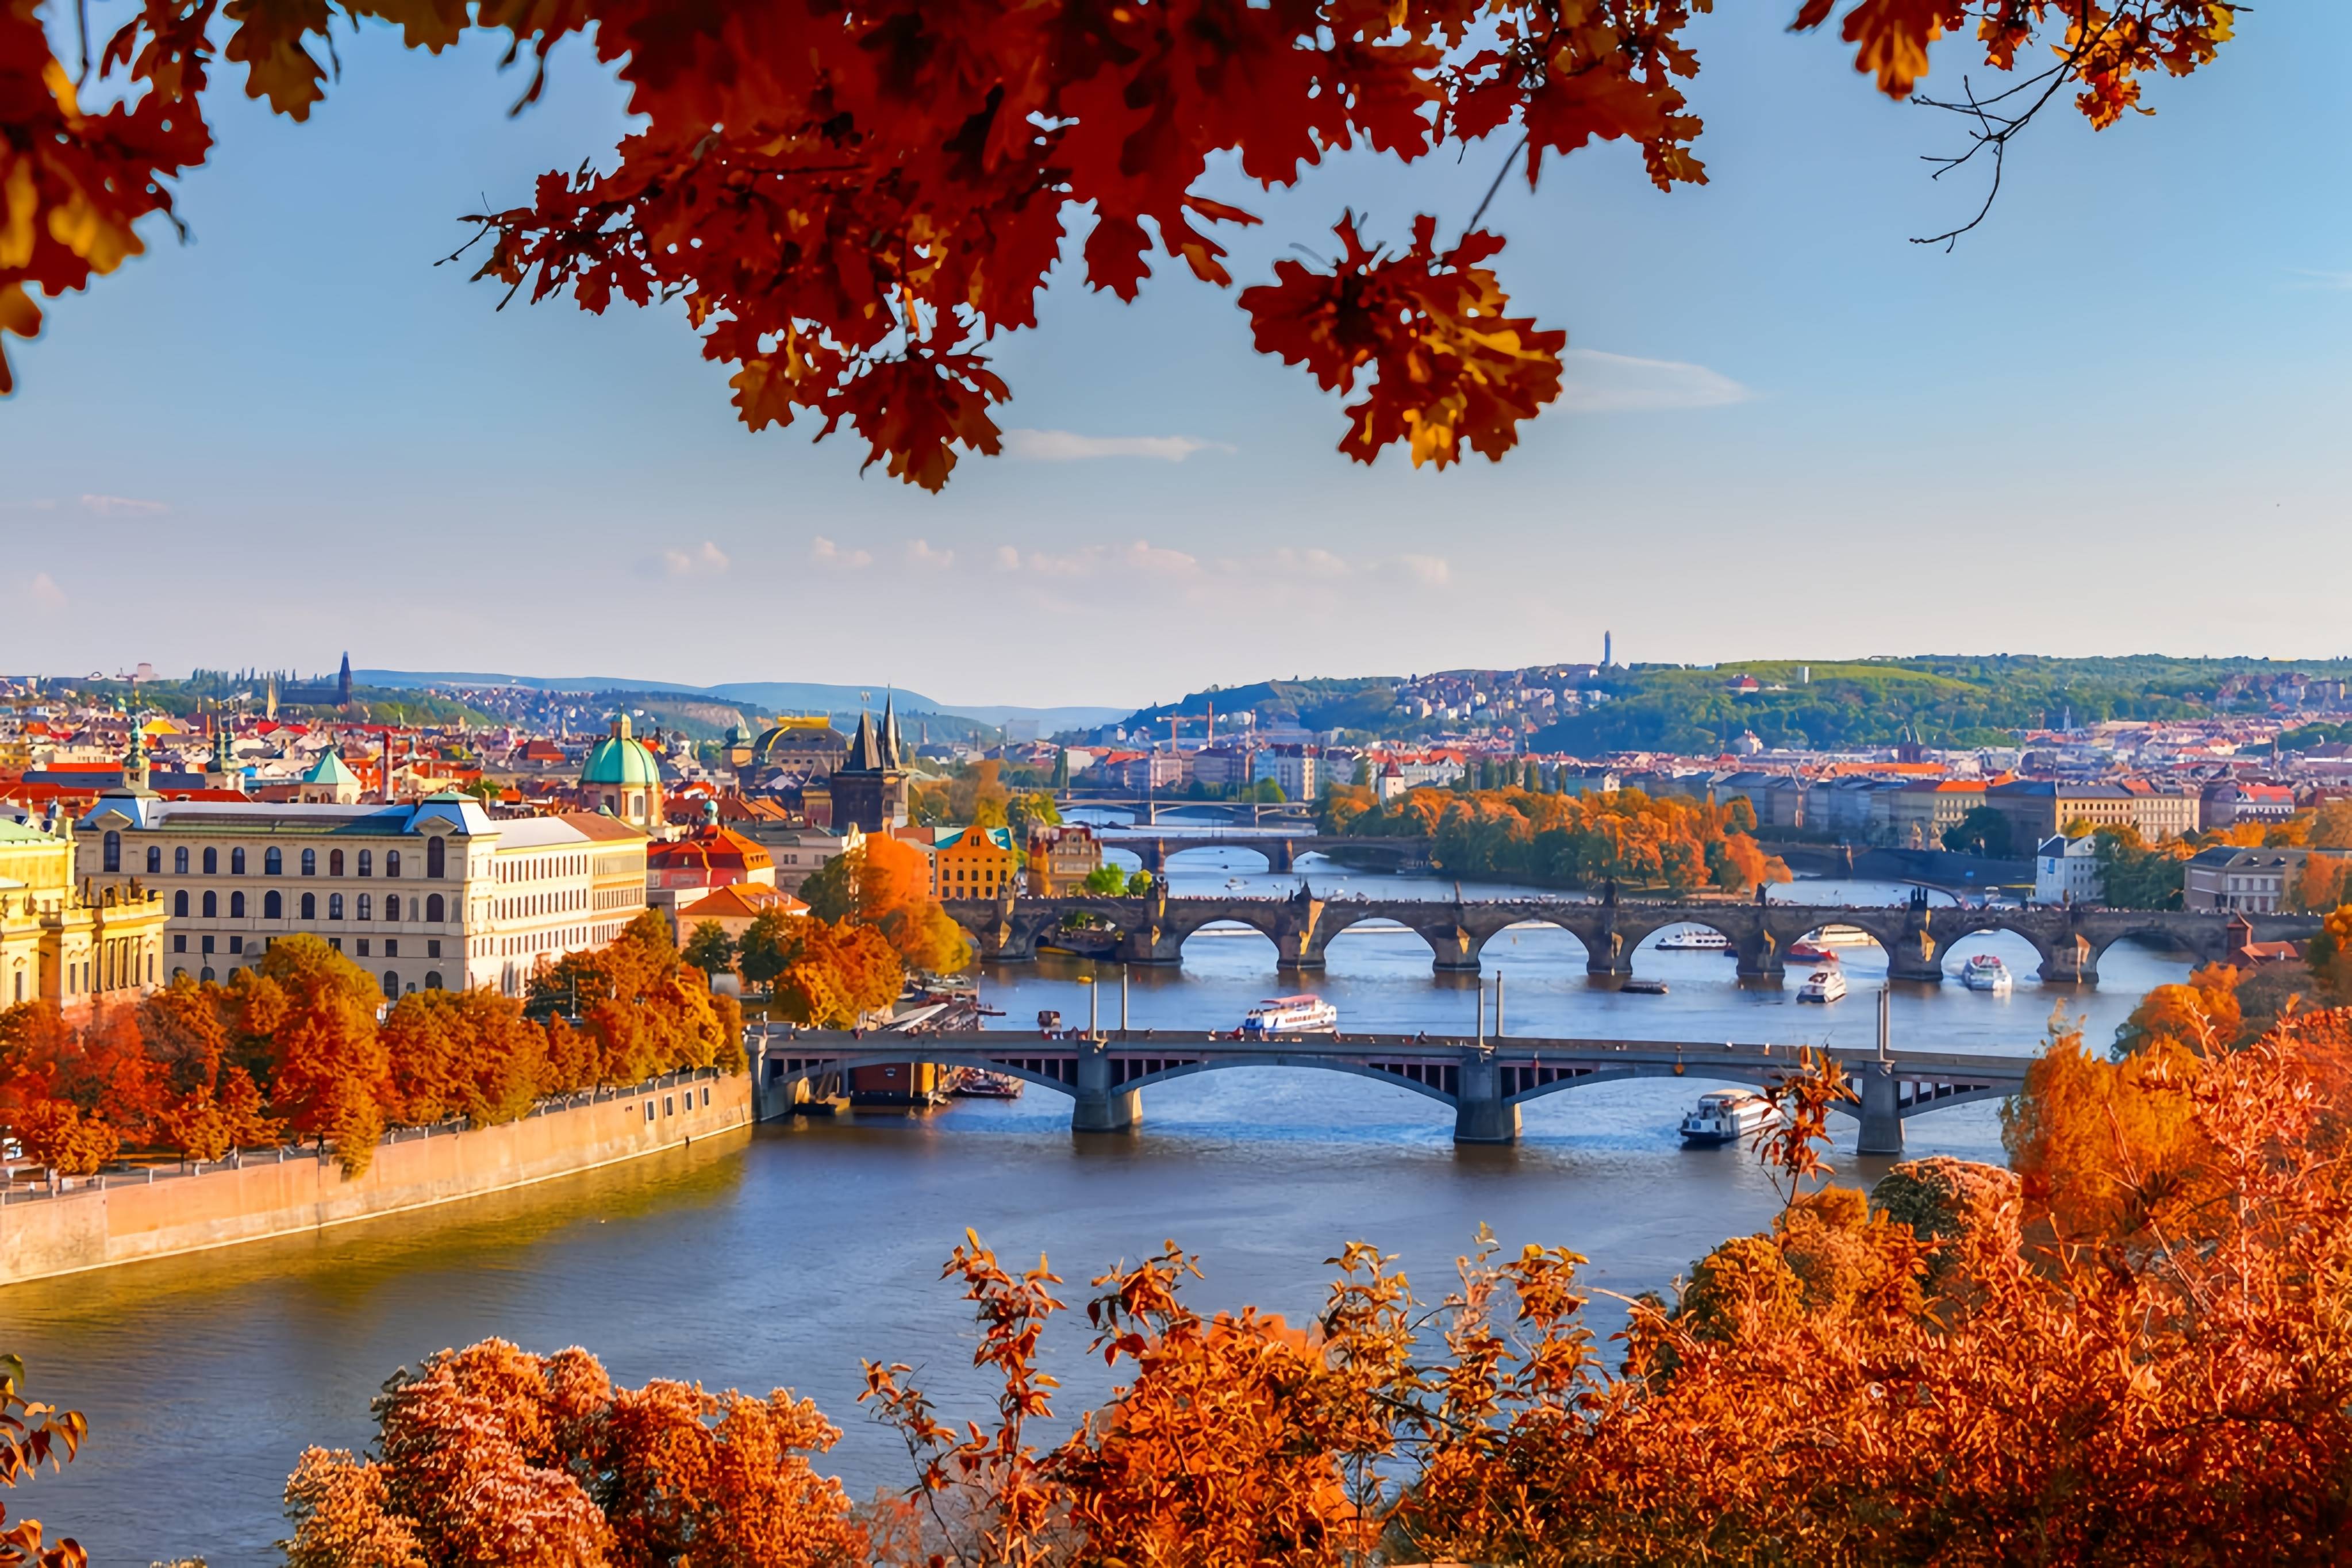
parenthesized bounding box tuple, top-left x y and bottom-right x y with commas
(283, 1340, 862, 1568)
(2311, 904, 2352, 1004)
(1, 1352, 86, 1568)
(2113, 960, 2246, 1055)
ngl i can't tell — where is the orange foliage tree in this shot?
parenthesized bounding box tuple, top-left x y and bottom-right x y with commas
(1349, 783, 1790, 894)
(840, 837, 971, 978)
(241, 936, 394, 1177)
(2112, 959, 2245, 1055)
(774, 921, 905, 1031)
(5, 0, 2234, 481)
(2310, 903, 2352, 1004)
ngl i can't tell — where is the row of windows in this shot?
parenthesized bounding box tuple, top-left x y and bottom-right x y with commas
(103, 835, 448, 879)
(499, 889, 584, 921)
(499, 854, 586, 882)
(175, 933, 443, 961)
(173, 964, 445, 990)
(171, 889, 451, 923)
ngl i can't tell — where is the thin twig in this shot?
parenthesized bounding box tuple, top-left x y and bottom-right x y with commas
(1463, 132, 1530, 238)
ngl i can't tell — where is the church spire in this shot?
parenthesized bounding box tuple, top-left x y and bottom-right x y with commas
(880, 689, 904, 767)
(337, 651, 352, 706)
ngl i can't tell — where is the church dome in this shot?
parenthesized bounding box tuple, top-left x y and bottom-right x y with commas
(580, 713, 662, 789)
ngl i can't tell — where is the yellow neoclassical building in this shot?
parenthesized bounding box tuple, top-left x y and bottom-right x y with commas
(0, 813, 168, 1014)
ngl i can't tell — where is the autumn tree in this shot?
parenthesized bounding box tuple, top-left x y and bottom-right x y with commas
(773, 921, 904, 1030)
(737, 908, 800, 996)
(5, 0, 2236, 482)
(2112, 961, 2245, 1056)
(2310, 904, 2352, 1005)
(245, 936, 394, 1176)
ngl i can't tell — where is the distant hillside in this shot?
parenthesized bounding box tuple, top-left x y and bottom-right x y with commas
(1121, 678, 1406, 738)
(1538, 656, 2352, 754)
(358, 670, 1125, 733)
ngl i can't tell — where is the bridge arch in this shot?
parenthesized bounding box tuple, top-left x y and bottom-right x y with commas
(1171, 914, 1287, 966)
(1313, 908, 1446, 972)
(758, 1050, 1079, 1098)
(1114, 1055, 1462, 1107)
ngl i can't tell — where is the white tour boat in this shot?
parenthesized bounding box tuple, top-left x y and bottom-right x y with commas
(1680, 1090, 1777, 1146)
(1811, 924, 1878, 948)
(1240, 995, 1340, 1037)
(1960, 954, 2014, 993)
(1656, 928, 1732, 953)
(1798, 968, 1848, 1004)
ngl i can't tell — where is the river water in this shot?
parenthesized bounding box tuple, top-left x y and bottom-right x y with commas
(3, 828, 2186, 1564)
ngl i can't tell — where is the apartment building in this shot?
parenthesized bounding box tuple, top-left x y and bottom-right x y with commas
(75, 789, 650, 998)
(1986, 779, 2200, 850)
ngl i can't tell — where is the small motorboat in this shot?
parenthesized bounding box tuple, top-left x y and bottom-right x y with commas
(1680, 1090, 1775, 1145)
(949, 1069, 1026, 1099)
(1798, 969, 1848, 1004)
(1786, 939, 1840, 963)
(1619, 978, 1670, 995)
(1960, 954, 2014, 993)
(1657, 928, 1731, 953)
(1240, 994, 1340, 1037)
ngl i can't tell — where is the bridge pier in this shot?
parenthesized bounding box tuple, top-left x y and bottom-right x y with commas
(1072, 1043, 1140, 1133)
(1856, 1064, 1903, 1155)
(1733, 928, 1785, 982)
(2038, 935, 2099, 986)
(1886, 930, 1945, 984)
(1268, 840, 1296, 874)
(1452, 1053, 1520, 1144)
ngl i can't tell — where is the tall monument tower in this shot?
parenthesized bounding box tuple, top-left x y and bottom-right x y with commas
(336, 652, 353, 706)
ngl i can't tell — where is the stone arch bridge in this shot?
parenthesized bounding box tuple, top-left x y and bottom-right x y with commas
(942, 886, 2319, 985)
(1094, 832, 1430, 875)
(750, 1027, 2030, 1152)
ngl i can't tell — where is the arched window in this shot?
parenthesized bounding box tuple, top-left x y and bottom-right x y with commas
(358, 850, 372, 877)
(357, 893, 372, 921)
(200, 966, 215, 982)
(329, 849, 345, 877)
(424, 971, 444, 990)
(230, 891, 246, 918)
(266, 847, 283, 875)
(201, 890, 217, 917)
(384, 894, 401, 921)
(426, 893, 445, 923)
(172, 966, 186, 982)
(301, 891, 317, 920)
(174, 890, 189, 917)
(387, 850, 401, 877)
(383, 971, 400, 997)
(175, 846, 189, 874)
(329, 893, 345, 920)
(302, 848, 317, 876)
(426, 837, 446, 879)
(203, 846, 218, 874)
(233, 847, 247, 874)
(146, 846, 161, 873)
(103, 830, 121, 873)
(264, 890, 282, 920)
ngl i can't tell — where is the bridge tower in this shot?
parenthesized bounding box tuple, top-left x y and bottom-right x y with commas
(1071, 1037, 1140, 1133)
(1453, 1050, 1520, 1143)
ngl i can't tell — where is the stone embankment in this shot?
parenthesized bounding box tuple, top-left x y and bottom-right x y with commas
(0, 1069, 750, 1287)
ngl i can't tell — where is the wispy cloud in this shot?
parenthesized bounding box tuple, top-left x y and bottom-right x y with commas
(902, 539, 956, 570)
(28, 572, 67, 608)
(2284, 268, 2352, 291)
(659, 540, 731, 577)
(1396, 554, 1451, 586)
(996, 540, 1202, 578)
(78, 494, 168, 515)
(1555, 349, 1750, 413)
(1002, 429, 1233, 463)
(810, 536, 874, 570)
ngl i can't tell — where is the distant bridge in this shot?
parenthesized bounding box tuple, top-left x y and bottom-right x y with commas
(1052, 795, 1316, 827)
(750, 1026, 2032, 1151)
(1092, 831, 1432, 875)
(941, 886, 2320, 985)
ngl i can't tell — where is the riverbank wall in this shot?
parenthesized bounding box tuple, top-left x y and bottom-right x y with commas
(0, 1069, 751, 1288)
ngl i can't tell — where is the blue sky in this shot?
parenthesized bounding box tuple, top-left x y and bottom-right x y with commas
(5, 5, 2349, 708)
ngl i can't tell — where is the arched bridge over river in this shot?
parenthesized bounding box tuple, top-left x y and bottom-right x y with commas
(941, 886, 2319, 986)
(750, 1027, 2027, 1152)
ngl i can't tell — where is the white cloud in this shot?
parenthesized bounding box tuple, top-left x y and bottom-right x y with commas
(28, 572, 67, 608)
(994, 545, 1023, 571)
(2284, 268, 2352, 290)
(1002, 429, 1232, 463)
(1000, 540, 1202, 579)
(78, 494, 168, 515)
(660, 540, 731, 577)
(1554, 349, 1750, 413)
(902, 539, 956, 570)
(1396, 554, 1451, 586)
(809, 536, 874, 570)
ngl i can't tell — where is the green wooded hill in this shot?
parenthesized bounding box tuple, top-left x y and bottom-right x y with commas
(1540, 657, 2352, 754)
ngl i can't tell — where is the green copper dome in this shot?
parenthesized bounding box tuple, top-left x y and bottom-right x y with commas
(579, 713, 662, 788)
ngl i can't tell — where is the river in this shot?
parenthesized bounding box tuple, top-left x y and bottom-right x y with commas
(2, 831, 2186, 1563)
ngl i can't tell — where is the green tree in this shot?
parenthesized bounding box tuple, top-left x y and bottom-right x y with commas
(2093, 828, 2188, 910)
(1051, 748, 1071, 790)
(798, 855, 855, 923)
(1082, 864, 1131, 896)
(1942, 806, 2015, 858)
(737, 909, 799, 995)
(1127, 869, 1156, 897)
(681, 920, 737, 979)
(1009, 791, 1062, 839)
